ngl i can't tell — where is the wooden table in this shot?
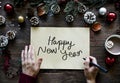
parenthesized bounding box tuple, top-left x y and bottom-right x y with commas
(0, 0, 120, 83)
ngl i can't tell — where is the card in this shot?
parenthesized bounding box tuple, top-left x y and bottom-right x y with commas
(31, 27, 90, 69)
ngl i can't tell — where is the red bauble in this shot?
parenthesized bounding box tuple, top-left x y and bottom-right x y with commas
(106, 12, 117, 22)
(105, 57, 115, 66)
(4, 3, 14, 14)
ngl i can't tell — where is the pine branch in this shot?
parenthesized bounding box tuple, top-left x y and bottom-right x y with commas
(64, 0, 75, 13)
(84, 0, 107, 9)
(30, 0, 43, 7)
(13, 0, 24, 7)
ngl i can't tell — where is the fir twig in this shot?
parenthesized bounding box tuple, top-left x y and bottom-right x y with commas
(64, 0, 87, 16)
(96, 0, 107, 9)
(64, 1, 74, 13)
(29, 0, 43, 7)
(43, 0, 58, 14)
(84, 0, 107, 9)
(13, 0, 24, 7)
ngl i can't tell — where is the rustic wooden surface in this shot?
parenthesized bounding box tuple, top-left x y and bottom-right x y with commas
(0, 0, 120, 83)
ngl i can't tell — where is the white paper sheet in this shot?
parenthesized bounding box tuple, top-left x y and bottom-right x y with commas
(31, 27, 90, 69)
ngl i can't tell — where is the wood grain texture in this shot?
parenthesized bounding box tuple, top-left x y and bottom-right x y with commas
(0, 0, 120, 83)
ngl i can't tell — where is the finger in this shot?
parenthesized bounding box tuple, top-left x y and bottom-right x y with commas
(21, 50, 25, 65)
(89, 56, 97, 64)
(28, 45, 32, 63)
(36, 58, 42, 69)
(84, 57, 90, 69)
(24, 46, 28, 63)
(31, 46, 35, 63)
(90, 66, 99, 72)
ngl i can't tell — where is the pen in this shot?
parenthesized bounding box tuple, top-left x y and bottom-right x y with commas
(83, 58, 108, 73)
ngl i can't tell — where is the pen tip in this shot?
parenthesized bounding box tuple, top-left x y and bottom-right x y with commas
(83, 58, 86, 60)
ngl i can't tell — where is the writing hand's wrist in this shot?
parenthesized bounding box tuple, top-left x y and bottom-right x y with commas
(86, 79, 96, 83)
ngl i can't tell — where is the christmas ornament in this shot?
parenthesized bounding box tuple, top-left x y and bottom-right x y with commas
(105, 40, 114, 49)
(4, 3, 14, 14)
(65, 14, 74, 23)
(30, 16, 39, 26)
(37, 3, 46, 16)
(106, 12, 117, 23)
(6, 31, 16, 40)
(0, 15, 6, 25)
(18, 15, 25, 23)
(84, 11, 96, 24)
(50, 4, 60, 14)
(105, 57, 115, 66)
(91, 22, 102, 32)
(0, 35, 8, 47)
(98, 7, 107, 16)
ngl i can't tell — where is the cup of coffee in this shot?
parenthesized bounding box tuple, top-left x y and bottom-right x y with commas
(105, 35, 120, 55)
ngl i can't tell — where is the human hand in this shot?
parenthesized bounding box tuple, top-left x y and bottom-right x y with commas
(21, 45, 42, 77)
(84, 56, 99, 83)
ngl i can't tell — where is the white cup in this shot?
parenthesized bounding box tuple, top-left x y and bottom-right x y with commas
(105, 35, 120, 55)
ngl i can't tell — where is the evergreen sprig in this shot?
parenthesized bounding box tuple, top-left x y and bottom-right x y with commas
(64, 0, 86, 16)
(43, 0, 58, 14)
(29, 0, 43, 6)
(64, 1, 74, 13)
(13, 0, 24, 7)
(13, 0, 43, 7)
(84, 0, 107, 9)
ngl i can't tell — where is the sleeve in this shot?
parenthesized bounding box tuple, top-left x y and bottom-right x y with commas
(19, 73, 36, 83)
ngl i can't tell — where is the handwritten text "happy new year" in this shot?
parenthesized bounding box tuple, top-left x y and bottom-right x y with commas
(37, 36, 83, 60)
